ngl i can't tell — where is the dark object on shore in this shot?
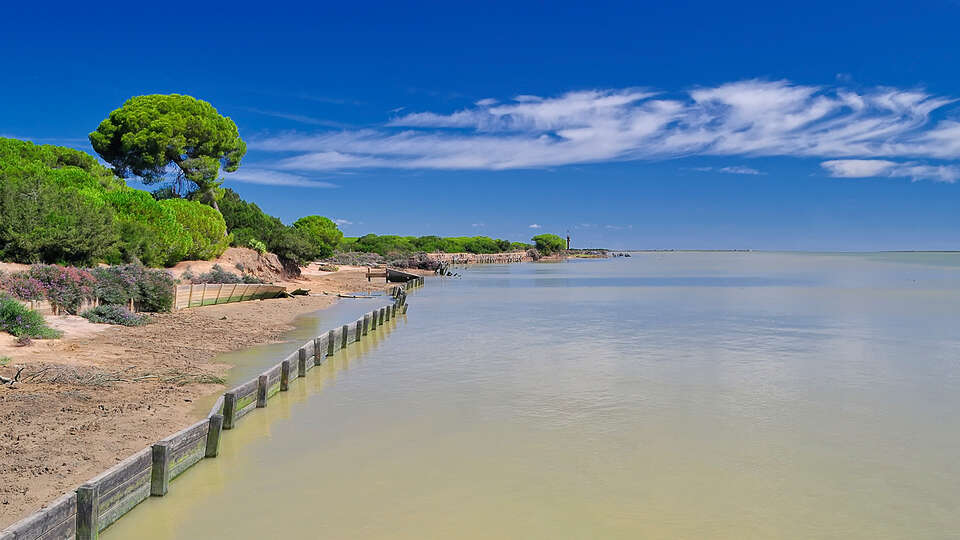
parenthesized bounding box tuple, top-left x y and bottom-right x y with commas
(387, 268, 420, 282)
(290, 288, 310, 296)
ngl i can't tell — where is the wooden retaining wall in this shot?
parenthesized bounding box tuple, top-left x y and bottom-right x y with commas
(0, 277, 425, 540)
(173, 283, 286, 310)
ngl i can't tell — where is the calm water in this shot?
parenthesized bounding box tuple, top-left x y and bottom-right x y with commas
(107, 253, 960, 539)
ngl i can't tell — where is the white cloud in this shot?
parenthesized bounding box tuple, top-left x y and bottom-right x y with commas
(223, 169, 338, 188)
(471, 222, 485, 228)
(691, 165, 765, 175)
(247, 79, 960, 184)
(529, 224, 542, 229)
(820, 159, 960, 183)
(333, 218, 353, 226)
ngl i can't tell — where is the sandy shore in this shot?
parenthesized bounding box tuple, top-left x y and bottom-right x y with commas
(0, 265, 409, 527)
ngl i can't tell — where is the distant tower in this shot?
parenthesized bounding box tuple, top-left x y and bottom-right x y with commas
(566, 230, 571, 250)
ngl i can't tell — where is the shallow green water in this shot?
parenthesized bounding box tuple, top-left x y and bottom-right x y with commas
(107, 253, 960, 539)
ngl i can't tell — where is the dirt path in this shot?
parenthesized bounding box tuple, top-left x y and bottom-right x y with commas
(0, 266, 410, 527)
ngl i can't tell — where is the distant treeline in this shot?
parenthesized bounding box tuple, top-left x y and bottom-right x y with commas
(340, 233, 567, 256)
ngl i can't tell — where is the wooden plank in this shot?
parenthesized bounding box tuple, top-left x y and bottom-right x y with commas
(161, 420, 208, 481)
(2, 492, 76, 540)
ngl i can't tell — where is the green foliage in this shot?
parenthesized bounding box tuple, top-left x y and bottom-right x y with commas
(0, 294, 62, 339)
(218, 189, 320, 265)
(532, 233, 567, 255)
(81, 304, 151, 326)
(0, 156, 119, 265)
(293, 215, 342, 259)
(0, 137, 124, 192)
(158, 199, 230, 260)
(89, 94, 246, 208)
(102, 189, 191, 266)
(511, 241, 533, 251)
(136, 269, 176, 312)
(247, 238, 267, 254)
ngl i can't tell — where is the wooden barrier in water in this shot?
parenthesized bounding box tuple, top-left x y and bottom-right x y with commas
(1, 279, 425, 540)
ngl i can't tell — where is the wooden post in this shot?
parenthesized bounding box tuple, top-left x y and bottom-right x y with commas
(362, 315, 370, 336)
(314, 337, 323, 365)
(256, 375, 268, 407)
(299, 348, 308, 376)
(281, 360, 291, 391)
(342, 325, 350, 348)
(76, 484, 100, 540)
(187, 284, 194, 308)
(205, 414, 224, 458)
(380, 307, 386, 325)
(327, 329, 336, 356)
(402, 304, 409, 314)
(223, 392, 237, 429)
(370, 310, 377, 330)
(201, 284, 207, 306)
(355, 320, 362, 342)
(150, 443, 170, 496)
(385, 304, 391, 321)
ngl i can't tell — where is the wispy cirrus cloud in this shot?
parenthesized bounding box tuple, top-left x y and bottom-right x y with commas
(248, 79, 960, 183)
(223, 169, 338, 188)
(691, 165, 766, 175)
(529, 224, 542, 229)
(820, 160, 960, 183)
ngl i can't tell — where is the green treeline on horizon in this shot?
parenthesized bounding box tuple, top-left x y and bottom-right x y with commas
(0, 94, 567, 268)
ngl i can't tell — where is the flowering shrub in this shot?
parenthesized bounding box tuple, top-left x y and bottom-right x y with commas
(0, 294, 61, 338)
(26, 265, 96, 314)
(81, 304, 151, 326)
(1, 273, 47, 301)
(137, 269, 175, 312)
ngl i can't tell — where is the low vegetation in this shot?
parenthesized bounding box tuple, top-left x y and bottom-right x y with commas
(1, 264, 175, 313)
(0, 294, 62, 339)
(81, 305, 151, 327)
(532, 233, 567, 255)
(181, 264, 266, 284)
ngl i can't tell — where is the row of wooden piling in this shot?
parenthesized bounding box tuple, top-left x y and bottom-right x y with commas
(2, 279, 423, 540)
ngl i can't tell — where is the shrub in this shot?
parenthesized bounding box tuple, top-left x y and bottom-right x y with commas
(0, 294, 62, 338)
(532, 234, 567, 255)
(81, 304, 151, 326)
(2, 273, 47, 301)
(138, 269, 175, 312)
(219, 189, 319, 266)
(0, 164, 119, 265)
(293, 216, 343, 259)
(159, 198, 231, 260)
(248, 238, 267, 254)
(103, 190, 191, 266)
(184, 264, 265, 285)
(27, 265, 96, 314)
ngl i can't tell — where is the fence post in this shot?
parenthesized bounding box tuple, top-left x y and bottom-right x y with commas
(151, 443, 170, 496)
(300, 347, 309, 374)
(256, 375, 268, 407)
(76, 483, 100, 540)
(223, 392, 237, 429)
(385, 304, 391, 321)
(370, 310, 377, 330)
(327, 330, 336, 356)
(380, 307, 386, 325)
(402, 304, 409, 315)
(205, 414, 224, 458)
(314, 337, 324, 365)
(355, 320, 363, 342)
(342, 325, 350, 348)
(362, 316, 369, 337)
(281, 360, 291, 391)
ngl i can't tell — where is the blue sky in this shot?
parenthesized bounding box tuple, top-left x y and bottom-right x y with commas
(3, 1, 960, 250)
